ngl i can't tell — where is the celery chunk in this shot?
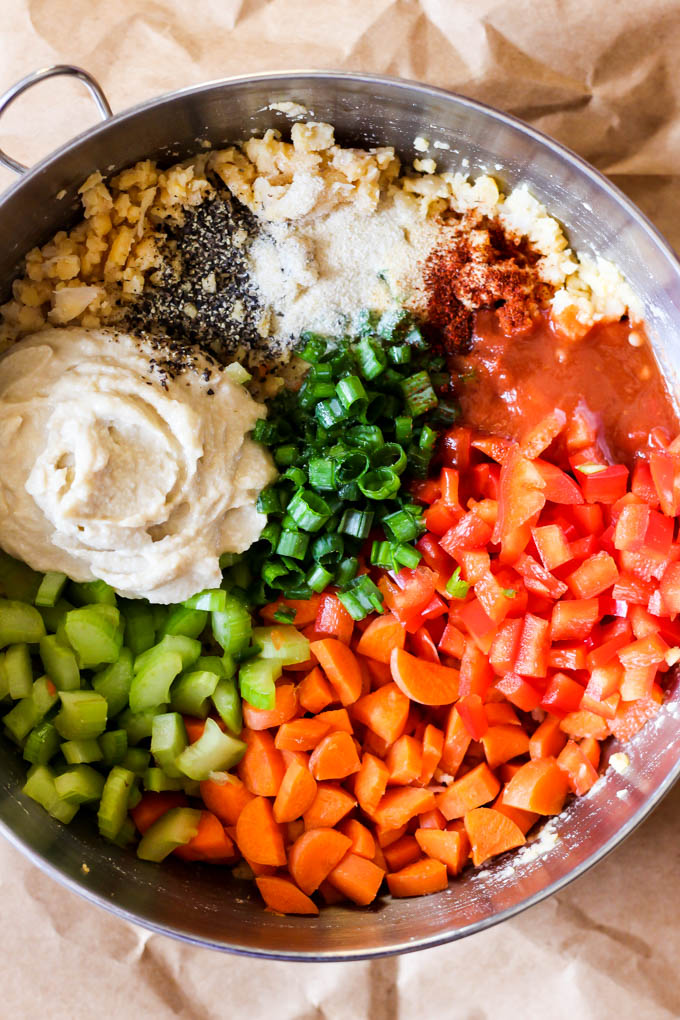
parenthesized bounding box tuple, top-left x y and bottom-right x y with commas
(151, 712, 187, 778)
(0, 599, 45, 648)
(212, 677, 243, 734)
(123, 747, 151, 776)
(99, 728, 128, 766)
(137, 806, 201, 862)
(98, 765, 135, 841)
(183, 588, 227, 612)
(24, 721, 60, 765)
(69, 579, 117, 606)
(129, 650, 183, 714)
(6, 643, 33, 699)
(119, 599, 155, 656)
(133, 635, 201, 674)
(175, 717, 246, 781)
(159, 606, 208, 640)
(64, 605, 123, 667)
(61, 738, 103, 765)
(212, 596, 252, 656)
(251, 625, 310, 665)
(39, 635, 80, 691)
(170, 670, 219, 718)
(238, 658, 281, 710)
(35, 571, 67, 608)
(92, 648, 133, 716)
(54, 765, 105, 804)
(23, 764, 79, 824)
(143, 768, 185, 793)
(55, 690, 108, 740)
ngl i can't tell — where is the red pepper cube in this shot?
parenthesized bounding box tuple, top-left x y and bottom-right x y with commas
(578, 464, 629, 504)
(455, 694, 488, 741)
(441, 427, 472, 472)
(489, 618, 523, 676)
(440, 511, 493, 555)
(614, 502, 650, 552)
(494, 672, 542, 712)
(550, 598, 600, 642)
(416, 534, 455, 577)
(532, 524, 573, 571)
(540, 672, 586, 717)
(513, 613, 551, 678)
(534, 459, 584, 505)
(473, 570, 516, 625)
(458, 638, 494, 698)
(567, 551, 619, 599)
(619, 664, 658, 701)
(631, 458, 659, 507)
(438, 621, 466, 659)
(584, 660, 623, 701)
(649, 450, 680, 516)
(459, 599, 497, 654)
(617, 633, 669, 672)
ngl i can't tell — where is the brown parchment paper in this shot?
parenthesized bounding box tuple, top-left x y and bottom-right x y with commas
(1, 2, 680, 1017)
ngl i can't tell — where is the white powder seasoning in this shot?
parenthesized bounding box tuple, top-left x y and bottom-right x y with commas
(248, 192, 442, 340)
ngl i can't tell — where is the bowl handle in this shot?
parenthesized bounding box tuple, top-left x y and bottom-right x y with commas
(0, 64, 112, 175)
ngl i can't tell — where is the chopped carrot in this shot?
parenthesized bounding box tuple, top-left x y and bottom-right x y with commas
(274, 718, 332, 751)
(560, 710, 609, 740)
(303, 783, 357, 829)
(242, 684, 298, 730)
(235, 796, 286, 866)
(390, 648, 460, 705)
(199, 776, 253, 826)
(355, 753, 390, 817)
(579, 736, 601, 769)
(286, 819, 305, 844)
(309, 730, 361, 781)
(356, 613, 407, 664)
(436, 763, 501, 820)
(288, 826, 353, 894)
(260, 595, 322, 626)
(492, 788, 539, 835)
(315, 592, 355, 646)
(464, 807, 526, 866)
(183, 717, 207, 743)
(338, 818, 376, 859)
(131, 792, 188, 834)
(237, 729, 286, 796)
(244, 858, 276, 877)
(440, 706, 472, 776)
(503, 757, 570, 815)
(373, 787, 436, 829)
(415, 827, 470, 875)
(318, 879, 345, 905)
(382, 835, 422, 871)
(387, 858, 448, 898)
(328, 852, 385, 905)
(385, 734, 423, 786)
(310, 639, 363, 706)
(485, 702, 521, 727)
(352, 683, 410, 744)
(297, 666, 335, 714)
(362, 656, 393, 688)
(376, 823, 408, 848)
(557, 740, 599, 795)
(174, 811, 236, 862)
(529, 715, 567, 759)
(256, 875, 319, 915)
(418, 808, 446, 830)
(317, 707, 354, 733)
(481, 724, 530, 769)
(273, 758, 318, 823)
(419, 724, 444, 785)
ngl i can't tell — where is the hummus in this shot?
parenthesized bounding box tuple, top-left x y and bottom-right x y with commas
(0, 327, 276, 602)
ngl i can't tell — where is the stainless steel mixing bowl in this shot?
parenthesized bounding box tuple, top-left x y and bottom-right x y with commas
(1, 67, 680, 960)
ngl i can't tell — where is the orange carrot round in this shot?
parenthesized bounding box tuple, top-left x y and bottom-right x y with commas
(174, 811, 235, 862)
(463, 807, 526, 866)
(288, 827, 353, 894)
(255, 875, 319, 915)
(415, 827, 470, 875)
(503, 757, 570, 815)
(199, 776, 253, 825)
(235, 796, 286, 866)
(309, 730, 361, 781)
(242, 684, 299, 730)
(272, 759, 318, 823)
(309, 638, 363, 705)
(327, 852, 385, 905)
(390, 648, 460, 705)
(386, 858, 448, 898)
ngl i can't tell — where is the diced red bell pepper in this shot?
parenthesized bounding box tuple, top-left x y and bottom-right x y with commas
(613, 502, 650, 551)
(557, 740, 599, 794)
(440, 467, 460, 507)
(494, 672, 543, 712)
(565, 403, 599, 452)
(619, 664, 658, 701)
(455, 693, 488, 740)
(404, 594, 449, 634)
(585, 620, 632, 670)
(584, 660, 623, 701)
(471, 462, 501, 500)
(533, 459, 584, 505)
(515, 553, 568, 600)
(416, 533, 455, 577)
(617, 633, 669, 671)
(580, 690, 620, 720)
(458, 638, 494, 698)
(495, 446, 546, 544)
(570, 503, 604, 535)
(489, 618, 523, 675)
(611, 572, 656, 604)
(567, 551, 619, 599)
(608, 686, 662, 741)
(438, 621, 466, 658)
(520, 409, 567, 460)
(459, 599, 497, 654)
(379, 566, 436, 624)
(440, 511, 493, 555)
(513, 613, 551, 678)
(474, 570, 517, 625)
(540, 672, 586, 717)
(649, 450, 680, 516)
(659, 561, 680, 615)
(457, 549, 491, 584)
(568, 534, 599, 563)
(424, 499, 463, 536)
(550, 598, 600, 641)
(548, 644, 588, 671)
(410, 626, 440, 663)
(578, 464, 629, 504)
(631, 458, 659, 506)
(471, 433, 513, 465)
(315, 592, 354, 645)
(629, 605, 662, 640)
(532, 524, 572, 571)
(410, 478, 441, 505)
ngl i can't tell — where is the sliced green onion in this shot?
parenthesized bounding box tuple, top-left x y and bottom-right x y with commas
(358, 467, 400, 500)
(287, 489, 332, 533)
(419, 424, 438, 450)
(315, 397, 348, 429)
(300, 332, 328, 362)
(336, 375, 367, 414)
(274, 444, 298, 467)
(356, 336, 386, 380)
(308, 458, 336, 490)
(339, 508, 374, 539)
(374, 443, 408, 475)
(401, 371, 438, 416)
(335, 557, 359, 586)
(312, 533, 345, 565)
(393, 543, 422, 568)
(345, 425, 384, 451)
(276, 530, 310, 560)
(257, 488, 284, 515)
(307, 564, 334, 592)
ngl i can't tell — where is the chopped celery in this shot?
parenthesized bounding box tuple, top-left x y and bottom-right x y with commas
(0, 653, 9, 701)
(211, 596, 252, 656)
(251, 625, 310, 665)
(183, 588, 227, 612)
(119, 600, 155, 656)
(127, 779, 142, 810)
(64, 605, 123, 667)
(39, 635, 80, 691)
(33, 675, 59, 717)
(151, 604, 168, 632)
(6, 643, 32, 699)
(99, 728, 128, 766)
(24, 721, 60, 765)
(0, 552, 41, 603)
(151, 712, 187, 777)
(212, 677, 243, 734)
(133, 635, 201, 674)
(128, 650, 183, 714)
(35, 571, 67, 608)
(137, 806, 201, 862)
(69, 579, 117, 606)
(55, 690, 108, 740)
(196, 654, 232, 679)
(111, 816, 137, 847)
(175, 717, 246, 781)
(117, 707, 161, 745)
(170, 669, 219, 718)
(54, 764, 106, 804)
(159, 606, 208, 640)
(143, 767, 184, 793)
(123, 747, 151, 776)
(37, 599, 74, 634)
(98, 765, 135, 840)
(61, 738, 103, 765)
(238, 658, 281, 709)
(0, 599, 45, 648)
(23, 764, 79, 823)
(92, 648, 133, 716)
(3, 695, 39, 743)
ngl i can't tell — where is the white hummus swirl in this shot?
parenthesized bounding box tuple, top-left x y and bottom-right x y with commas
(0, 327, 276, 602)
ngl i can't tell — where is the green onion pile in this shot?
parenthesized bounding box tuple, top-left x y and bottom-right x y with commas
(248, 308, 458, 618)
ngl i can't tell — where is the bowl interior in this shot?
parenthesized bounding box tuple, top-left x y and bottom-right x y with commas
(1, 72, 680, 959)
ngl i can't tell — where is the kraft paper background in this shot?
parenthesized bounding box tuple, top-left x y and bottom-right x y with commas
(1, 2, 680, 1017)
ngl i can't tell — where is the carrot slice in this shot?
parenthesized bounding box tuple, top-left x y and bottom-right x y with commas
(503, 757, 570, 815)
(303, 783, 357, 829)
(492, 788, 539, 835)
(355, 753, 390, 817)
(288, 826, 353, 894)
(387, 858, 448, 898)
(310, 639, 363, 706)
(385, 734, 423, 786)
(440, 706, 472, 776)
(415, 827, 470, 875)
(356, 613, 407, 664)
(352, 683, 410, 744)
(184, 717, 207, 743)
(174, 811, 236, 862)
(556, 740, 599, 795)
(560, 710, 609, 740)
(464, 807, 526, 866)
(376, 823, 408, 848)
(338, 818, 376, 859)
(297, 666, 335, 714)
(382, 835, 422, 872)
(242, 684, 298, 730)
(373, 787, 436, 829)
(273, 758, 318, 823)
(131, 792, 188, 834)
(256, 875, 319, 915)
(235, 796, 286, 866)
(436, 763, 501, 820)
(237, 729, 286, 796)
(309, 730, 361, 781)
(328, 852, 385, 905)
(529, 715, 567, 760)
(199, 776, 253, 826)
(419, 724, 444, 785)
(390, 648, 460, 705)
(316, 707, 354, 733)
(260, 595, 322, 626)
(275, 718, 332, 751)
(481, 724, 530, 770)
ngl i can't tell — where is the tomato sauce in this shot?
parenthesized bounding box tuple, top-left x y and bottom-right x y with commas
(451, 311, 679, 464)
